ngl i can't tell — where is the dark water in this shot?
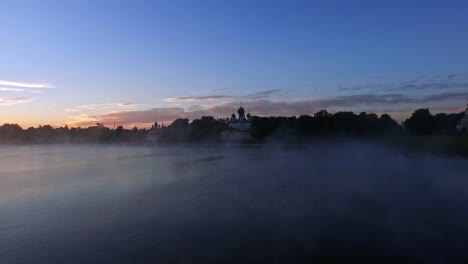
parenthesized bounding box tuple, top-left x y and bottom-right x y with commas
(1, 143, 468, 263)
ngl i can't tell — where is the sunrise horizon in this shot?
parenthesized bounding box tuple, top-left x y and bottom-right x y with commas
(1, 1, 468, 128)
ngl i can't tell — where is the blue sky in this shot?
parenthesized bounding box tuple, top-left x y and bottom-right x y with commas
(1, 0, 467, 127)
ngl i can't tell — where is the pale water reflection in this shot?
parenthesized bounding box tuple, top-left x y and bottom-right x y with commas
(0, 144, 468, 263)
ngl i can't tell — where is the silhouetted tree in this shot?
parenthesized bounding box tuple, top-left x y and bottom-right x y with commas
(0, 107, 464, 145)
(161, 118, 189, 142)
(296, 115, 314, 136)
(189, 116, 224, 142)
(378, 114, 401, 134)
(0, 123, 23, 143)
(434, 112, 465, 134)
(403, 109, 436, 135)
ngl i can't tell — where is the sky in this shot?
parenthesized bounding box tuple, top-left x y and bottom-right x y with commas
(1, 0, 468, 128)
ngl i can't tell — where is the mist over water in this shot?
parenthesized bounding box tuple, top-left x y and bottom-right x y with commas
(1, 143, 468, 263)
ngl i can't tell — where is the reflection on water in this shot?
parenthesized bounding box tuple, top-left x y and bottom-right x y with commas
(1, 143, 468, 263)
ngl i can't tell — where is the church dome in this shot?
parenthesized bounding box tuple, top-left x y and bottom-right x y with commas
(237, 107, 245, 116)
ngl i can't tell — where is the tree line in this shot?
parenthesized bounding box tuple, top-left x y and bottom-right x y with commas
(0, 123, 148, 144)
(0, 108, 465, 144)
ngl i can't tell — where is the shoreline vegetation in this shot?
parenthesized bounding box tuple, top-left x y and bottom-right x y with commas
(1, 108, 467, 157)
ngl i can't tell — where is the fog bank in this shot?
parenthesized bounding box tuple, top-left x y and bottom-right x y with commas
(0, 143, 467, 263)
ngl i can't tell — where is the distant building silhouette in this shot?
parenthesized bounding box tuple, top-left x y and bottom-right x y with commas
(146, 121, 161, 142)
(457, 102, 468, 131)
(221, 107, 253, 141)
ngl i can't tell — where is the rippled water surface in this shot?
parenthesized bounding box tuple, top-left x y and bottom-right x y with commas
(1, 144, 468, 263)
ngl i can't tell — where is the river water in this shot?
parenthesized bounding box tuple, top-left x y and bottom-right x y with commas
(1, 143, 468, 263)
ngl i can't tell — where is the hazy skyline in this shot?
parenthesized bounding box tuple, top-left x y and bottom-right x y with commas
(1, 0, 468, 128)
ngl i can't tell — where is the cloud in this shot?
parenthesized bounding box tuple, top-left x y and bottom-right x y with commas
(191, 88, 229, 95)
(420, 92, 468, 102)
(337, 73, 468, 92)
(0, 87, 26, 92)
(0, 87, 50, 94)
(65, 102, 139, 113)
(68, 92, 468, 127)
(242, 89, 287, 100)
(164, 95, 235, 102)
(447, 74, 457, 79)
(337, 83, 390, 91)
(386, 82, 468, 91)
(65, 108, 82, 113)
(0, 80, 53, 89)
(0, 97, 31, 106)
(76, 102, 137, 110)
(163, 89, 286, 102)
(67, 114, 98, 124)
(68, 107, 187, 127)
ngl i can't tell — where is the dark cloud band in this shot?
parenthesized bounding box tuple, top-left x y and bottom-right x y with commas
(70, 92, 468, 127)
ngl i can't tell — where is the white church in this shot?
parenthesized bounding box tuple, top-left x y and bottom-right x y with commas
(221, 106, 253, 140)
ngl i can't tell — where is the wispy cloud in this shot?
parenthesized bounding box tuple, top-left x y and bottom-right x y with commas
(67, 113, 98, 124)
(69, 92, 468, 127)
(65, 108, 82, 113)
(243, 89, 287, 100)
(66, 102, 143, 125)
(0, 97, 31, 106)
(76, 102, 137, 110)
(191, 88, 229, 95)
(164, 95, 235, 102)
(0, 80, 53, 89)
(67, 107, 186, 127)
(66, 102, 139, 113)
(163, 89, 287, 102)
(447, 74, 457, 79)
(337, 73, 468, 92)
(337, 82, 393, 91)
(386, 82, 468, 91)
(419, 92, 468, 102)
(0, 87, 26, 92)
